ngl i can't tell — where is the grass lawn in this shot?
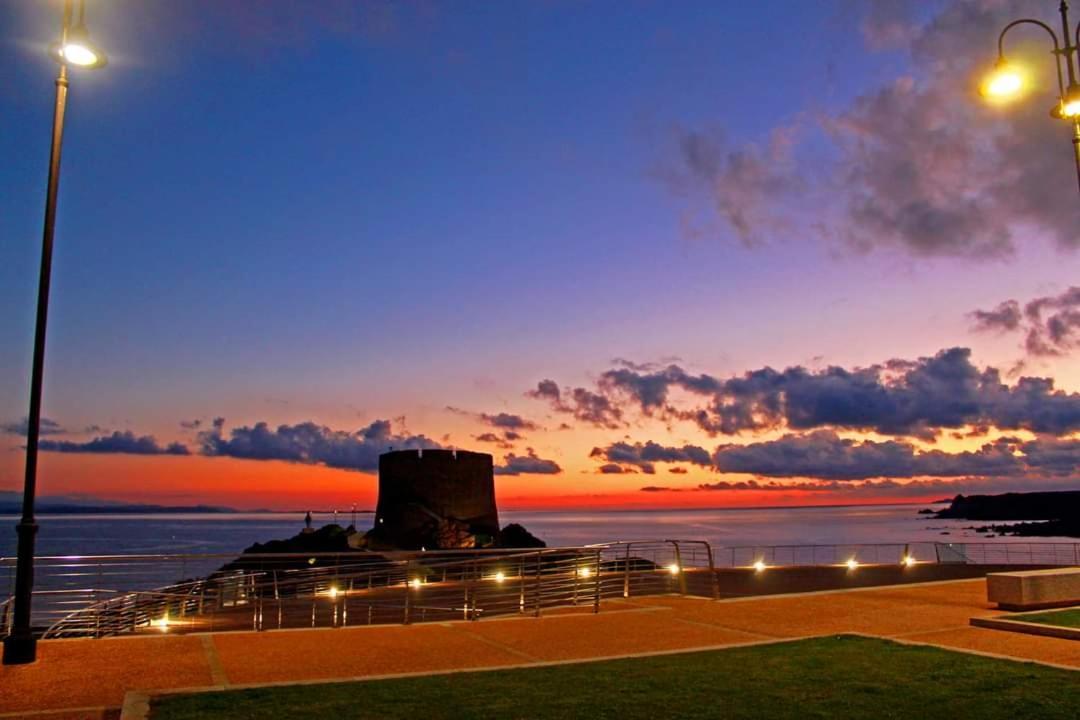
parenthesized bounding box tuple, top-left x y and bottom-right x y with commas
(152, 635, 1079, 720)
(1010, 608, 1080, 629)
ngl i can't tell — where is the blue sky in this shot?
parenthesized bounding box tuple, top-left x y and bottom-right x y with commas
(1, 0, 1078, 509)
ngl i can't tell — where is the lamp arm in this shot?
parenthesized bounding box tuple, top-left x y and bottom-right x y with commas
(999, 19, 1066, 97)
(999, 18, 1061, 55)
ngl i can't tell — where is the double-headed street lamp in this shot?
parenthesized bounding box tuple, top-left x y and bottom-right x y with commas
(983, 1, 1080, 193)
(3, 0, 106, 666)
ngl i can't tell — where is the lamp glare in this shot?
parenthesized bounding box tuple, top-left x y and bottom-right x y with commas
(1059, 98, 1080, 118)
(59, 42, 99, 67)
(982, 63, 1023, 100)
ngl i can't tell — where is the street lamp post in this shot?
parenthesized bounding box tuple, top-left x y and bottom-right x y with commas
(3, 0, 106, 666)
(983, 0, 1080, 194)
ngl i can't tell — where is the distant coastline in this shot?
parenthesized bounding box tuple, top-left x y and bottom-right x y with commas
(929, 491, 1080, 539)
(0, 492, 937, 517)
(0, 502, 237, 515)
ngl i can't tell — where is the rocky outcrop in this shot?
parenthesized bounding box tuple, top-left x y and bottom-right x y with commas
(932, 491, 1080, 539)
(934, 491, 1080, 521)
(500, 523, 546, 548)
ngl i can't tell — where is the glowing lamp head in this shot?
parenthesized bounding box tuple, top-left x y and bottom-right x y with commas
(846, 558, 859, 571)
(579, 567, 592, 578)
(493, 571, 506, 584)
(667, 563, 681, 576)
(409, 578, 423, 589)
(52, 25, 107, 69)
(327, 586, 339, 599)
(752, 560, 767, 572)
(982, 59, 1023, 101)
(1053, 85, 1080, 119)
(902, 555, 916, 567)
(151, 616, 170, 632)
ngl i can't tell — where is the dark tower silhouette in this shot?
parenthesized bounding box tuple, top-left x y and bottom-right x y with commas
(370, 449, 499, 549)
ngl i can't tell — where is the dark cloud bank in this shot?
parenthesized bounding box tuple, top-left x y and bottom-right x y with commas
(32, 418, 562, 477)
(493, 448, 562, 476)
(2, 417, 65, 437)
(197, 418, 441, 472)
(39, 431, 189, 456)
(971, 287, 1080, 358)
(531, 347, 1080, 439)
(591, 431, 1078, 483)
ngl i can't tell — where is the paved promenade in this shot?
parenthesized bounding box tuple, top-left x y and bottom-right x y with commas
(2, 578, 1078, 719)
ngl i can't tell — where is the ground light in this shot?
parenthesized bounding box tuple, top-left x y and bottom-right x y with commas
(753, 560, 767, 572)
(846, 558, 859, 571)
(902, 555, 917, 567)
(667, 563, 681, 575)
(151, 616, 170, 632)
(409, 578, 423, 589)
(327, 586, 339, 599)
(493, 572, 506, 584)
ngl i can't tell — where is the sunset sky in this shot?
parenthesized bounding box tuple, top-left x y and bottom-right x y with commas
(1, 0, 1078, 511)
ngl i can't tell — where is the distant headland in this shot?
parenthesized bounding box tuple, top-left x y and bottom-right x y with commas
(928, 491, 1080, 538)
(0, 492, 237, 515)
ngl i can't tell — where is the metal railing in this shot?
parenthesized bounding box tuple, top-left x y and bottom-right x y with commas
(0, 540, 710, 638)
(3, 540, 1077, 639)
(715, 541, 1080, 568)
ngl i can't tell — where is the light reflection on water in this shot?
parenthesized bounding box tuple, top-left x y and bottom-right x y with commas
(0, 503, 1071, 557)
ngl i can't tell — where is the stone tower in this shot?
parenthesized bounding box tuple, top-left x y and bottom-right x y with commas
(369, 449, 499, 550)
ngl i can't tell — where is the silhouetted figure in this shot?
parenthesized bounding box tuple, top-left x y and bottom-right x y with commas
(304, 511, 312, 530)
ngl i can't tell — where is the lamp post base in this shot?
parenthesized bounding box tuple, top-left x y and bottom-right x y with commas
(2, 631, 37, 665)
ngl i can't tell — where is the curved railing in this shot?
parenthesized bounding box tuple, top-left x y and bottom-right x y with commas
(4, 540, 1077, 639)
(38, 540, 712, 638)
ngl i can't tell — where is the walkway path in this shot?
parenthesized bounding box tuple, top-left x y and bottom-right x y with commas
(2, 578, 1077, 719)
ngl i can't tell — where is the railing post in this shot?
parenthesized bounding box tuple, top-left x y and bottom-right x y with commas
(463, 567, 471, 621)
(671, 541, 687, 595)
(533, 550, 542, 618)
(705, 542, 719, 600)
(593, 549, 601, 614)
(623, 543, 631, 598)
(518, 558, 525, 613)
(403, 559, 412, 625)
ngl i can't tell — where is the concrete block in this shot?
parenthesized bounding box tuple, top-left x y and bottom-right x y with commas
(987, 567, 1080, 610)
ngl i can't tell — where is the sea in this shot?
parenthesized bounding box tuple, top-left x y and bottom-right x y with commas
(1, 503, 1074, 558)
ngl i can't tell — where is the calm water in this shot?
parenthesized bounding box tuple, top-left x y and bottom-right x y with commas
(1, 503, 1071, 558)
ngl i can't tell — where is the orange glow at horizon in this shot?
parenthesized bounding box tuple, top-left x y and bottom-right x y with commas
(0, 450, 954, 513)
